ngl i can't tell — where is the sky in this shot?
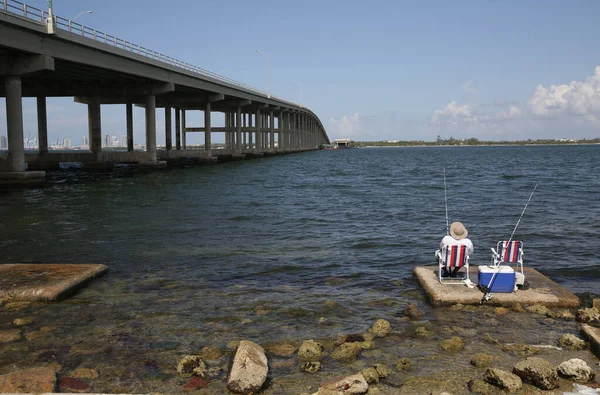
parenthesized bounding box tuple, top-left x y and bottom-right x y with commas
(2, 0, 600, 143)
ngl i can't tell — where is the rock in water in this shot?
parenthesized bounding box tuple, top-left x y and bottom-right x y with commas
(227, 340, 268, 394)
(484, 368, 522, 393)
(0, 367, 56, 393)
(557, 358, 596, 382)
(513, 357, 559, 390)
(318, 373, 368, 394)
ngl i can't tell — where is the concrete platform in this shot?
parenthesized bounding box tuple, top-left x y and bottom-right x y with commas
(414, 265, 581, 308)
(581, 324, 600, 358)
(0, 264, 108, 302)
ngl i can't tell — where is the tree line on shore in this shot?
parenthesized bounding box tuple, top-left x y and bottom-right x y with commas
(348, 136, 600, 148)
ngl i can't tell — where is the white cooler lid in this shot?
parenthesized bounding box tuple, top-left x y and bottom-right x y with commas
(478, 265, 515, 274)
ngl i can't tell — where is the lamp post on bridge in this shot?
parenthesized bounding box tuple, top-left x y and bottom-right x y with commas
(69, 10, 92, 31)
(292, 80, 302, 108)
(46, 0, 56, 34)
(256, 49, 270, 99)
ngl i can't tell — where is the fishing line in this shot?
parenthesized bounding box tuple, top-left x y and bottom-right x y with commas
(481, 183, 539, 304)
(443, 168, 449, 236)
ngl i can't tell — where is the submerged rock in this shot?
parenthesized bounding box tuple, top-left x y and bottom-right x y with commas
(182, 376, 209, 392)
(483, 333, 499, 344)
(301, 361, 320, 374)
(371, 319, 391, 337)
(558, 334, 587, 350)
(361, 367, 379, 384)
(71, 368, 99, 379)
(484, 368, 522, 393)
(495, 307, 509, 315)
(395, 358, 413, 371)
(526, 304, 552, 316)
(177, 355, 206, 376)
(317, 373, 368, 394)
(331, 342, 362, 362)
(440, 336, 464, 352)
(576, 307, 600, 323)
(0, 329, 21, 343)
(403, 303, 424, 318)
(13, 317, 35, 326)
(513, 356, 559, 390)
(468, 378, 501, 395)
(554, 309, 575, 320)
(373, 363, 390, 378)
(266, 341, 297, 357)
(414, 326, 434, 338)
(298, 340, 323, 362)
(226, 340, 268, 394)
(0, 367, 56, 394)
(470, 353, 494, 368)
(501, 343, 540, 357)
(57, 377, 90, 393)
(557, 358, 596, 382)
(200, 345, 224, 360)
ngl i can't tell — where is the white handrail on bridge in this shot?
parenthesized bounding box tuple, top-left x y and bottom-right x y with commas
(0, 0, 305, 109)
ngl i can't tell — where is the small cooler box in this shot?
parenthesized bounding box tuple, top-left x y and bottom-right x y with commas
(478, 265, 515, 293)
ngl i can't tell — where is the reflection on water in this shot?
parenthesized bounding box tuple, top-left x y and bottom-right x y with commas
(1, 146, 599, 392)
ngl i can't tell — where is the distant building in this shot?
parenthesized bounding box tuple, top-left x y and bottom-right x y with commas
(63, 138, 71, 149)
(120, 135, 127, 147)
(0, 135, 7, 149)
(104, 134, 111, 147)
(111, 136, 118, 147)
(81, 136, 88, 146)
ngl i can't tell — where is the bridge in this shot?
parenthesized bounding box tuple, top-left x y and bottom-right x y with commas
(0, 0, 330, 185)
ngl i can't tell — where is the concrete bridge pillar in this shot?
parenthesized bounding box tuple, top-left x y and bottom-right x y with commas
(37, 96, 48, 154)
(126, 102, 134, 152)
(182, 110, 187, 149)
(175, 107, 181, 150)
(242, 113, 247, 149)
(270, 111, 275, 151)
(165, 106, 172, 151)
(236, 105, 242, 154)
(145, 95, 157, 162)
(5, 76, 25, 172)
(204, 102, 211, 156)
(87, 101, 102, 155)
(248, 113, 254, 149)
(255, 110, 262, 152)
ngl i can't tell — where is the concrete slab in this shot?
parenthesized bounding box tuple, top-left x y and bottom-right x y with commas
(581, 324, 600, 359)
(0, 264, 108, 302)
(414, 266, 580, 308)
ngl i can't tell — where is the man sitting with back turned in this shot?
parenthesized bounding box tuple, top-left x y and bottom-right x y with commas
(438, 221, 474, 277)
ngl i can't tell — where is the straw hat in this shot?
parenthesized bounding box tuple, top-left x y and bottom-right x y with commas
(450, 222, 468, 240)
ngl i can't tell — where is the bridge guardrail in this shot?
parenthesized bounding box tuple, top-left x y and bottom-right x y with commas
(0, 0, 307, 110)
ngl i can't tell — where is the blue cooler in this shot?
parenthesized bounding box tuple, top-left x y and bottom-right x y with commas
(478, 265, 515, 293)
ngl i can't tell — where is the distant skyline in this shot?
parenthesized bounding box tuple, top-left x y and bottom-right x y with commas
(2, 0, 600, 143)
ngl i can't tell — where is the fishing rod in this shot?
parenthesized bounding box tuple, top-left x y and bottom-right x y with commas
(481, 183, 539, 304)
(444, 168, 449, 236)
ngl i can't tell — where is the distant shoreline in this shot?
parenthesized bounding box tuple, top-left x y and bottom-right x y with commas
(358, 142, 600, 148)
(339, 139, 600, 148)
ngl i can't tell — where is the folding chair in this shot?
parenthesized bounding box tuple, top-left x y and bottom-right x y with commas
(436, 244, 470, 284)
(491, 240, 524, 276)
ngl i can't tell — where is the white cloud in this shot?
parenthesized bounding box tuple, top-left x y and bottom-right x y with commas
(428, 67, 600, 140)
(328, 113, 362, 139)
(528, 66, 600, 118)
(461, 80, 478, 95)
(431, 101, 478, 124)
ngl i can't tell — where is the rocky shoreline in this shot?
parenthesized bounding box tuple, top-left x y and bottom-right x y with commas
(0, 299, 599, 394)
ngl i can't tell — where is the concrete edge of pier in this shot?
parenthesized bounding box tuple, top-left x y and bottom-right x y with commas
(0, 264, 108, 302)
(581, 324, 600, 359)
(414, 265, 581, 308)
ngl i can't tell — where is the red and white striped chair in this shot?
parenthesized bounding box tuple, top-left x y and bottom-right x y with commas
(436, 244, 470, 284)
(492, 240, 524, 276)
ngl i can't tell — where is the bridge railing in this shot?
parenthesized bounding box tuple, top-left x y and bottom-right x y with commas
(0, 0, 305, 109)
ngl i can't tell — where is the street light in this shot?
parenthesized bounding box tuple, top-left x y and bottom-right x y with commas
(292, 80, 302, 108)
(69, 10, 92, 31)
(256, 49, 270, 98)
